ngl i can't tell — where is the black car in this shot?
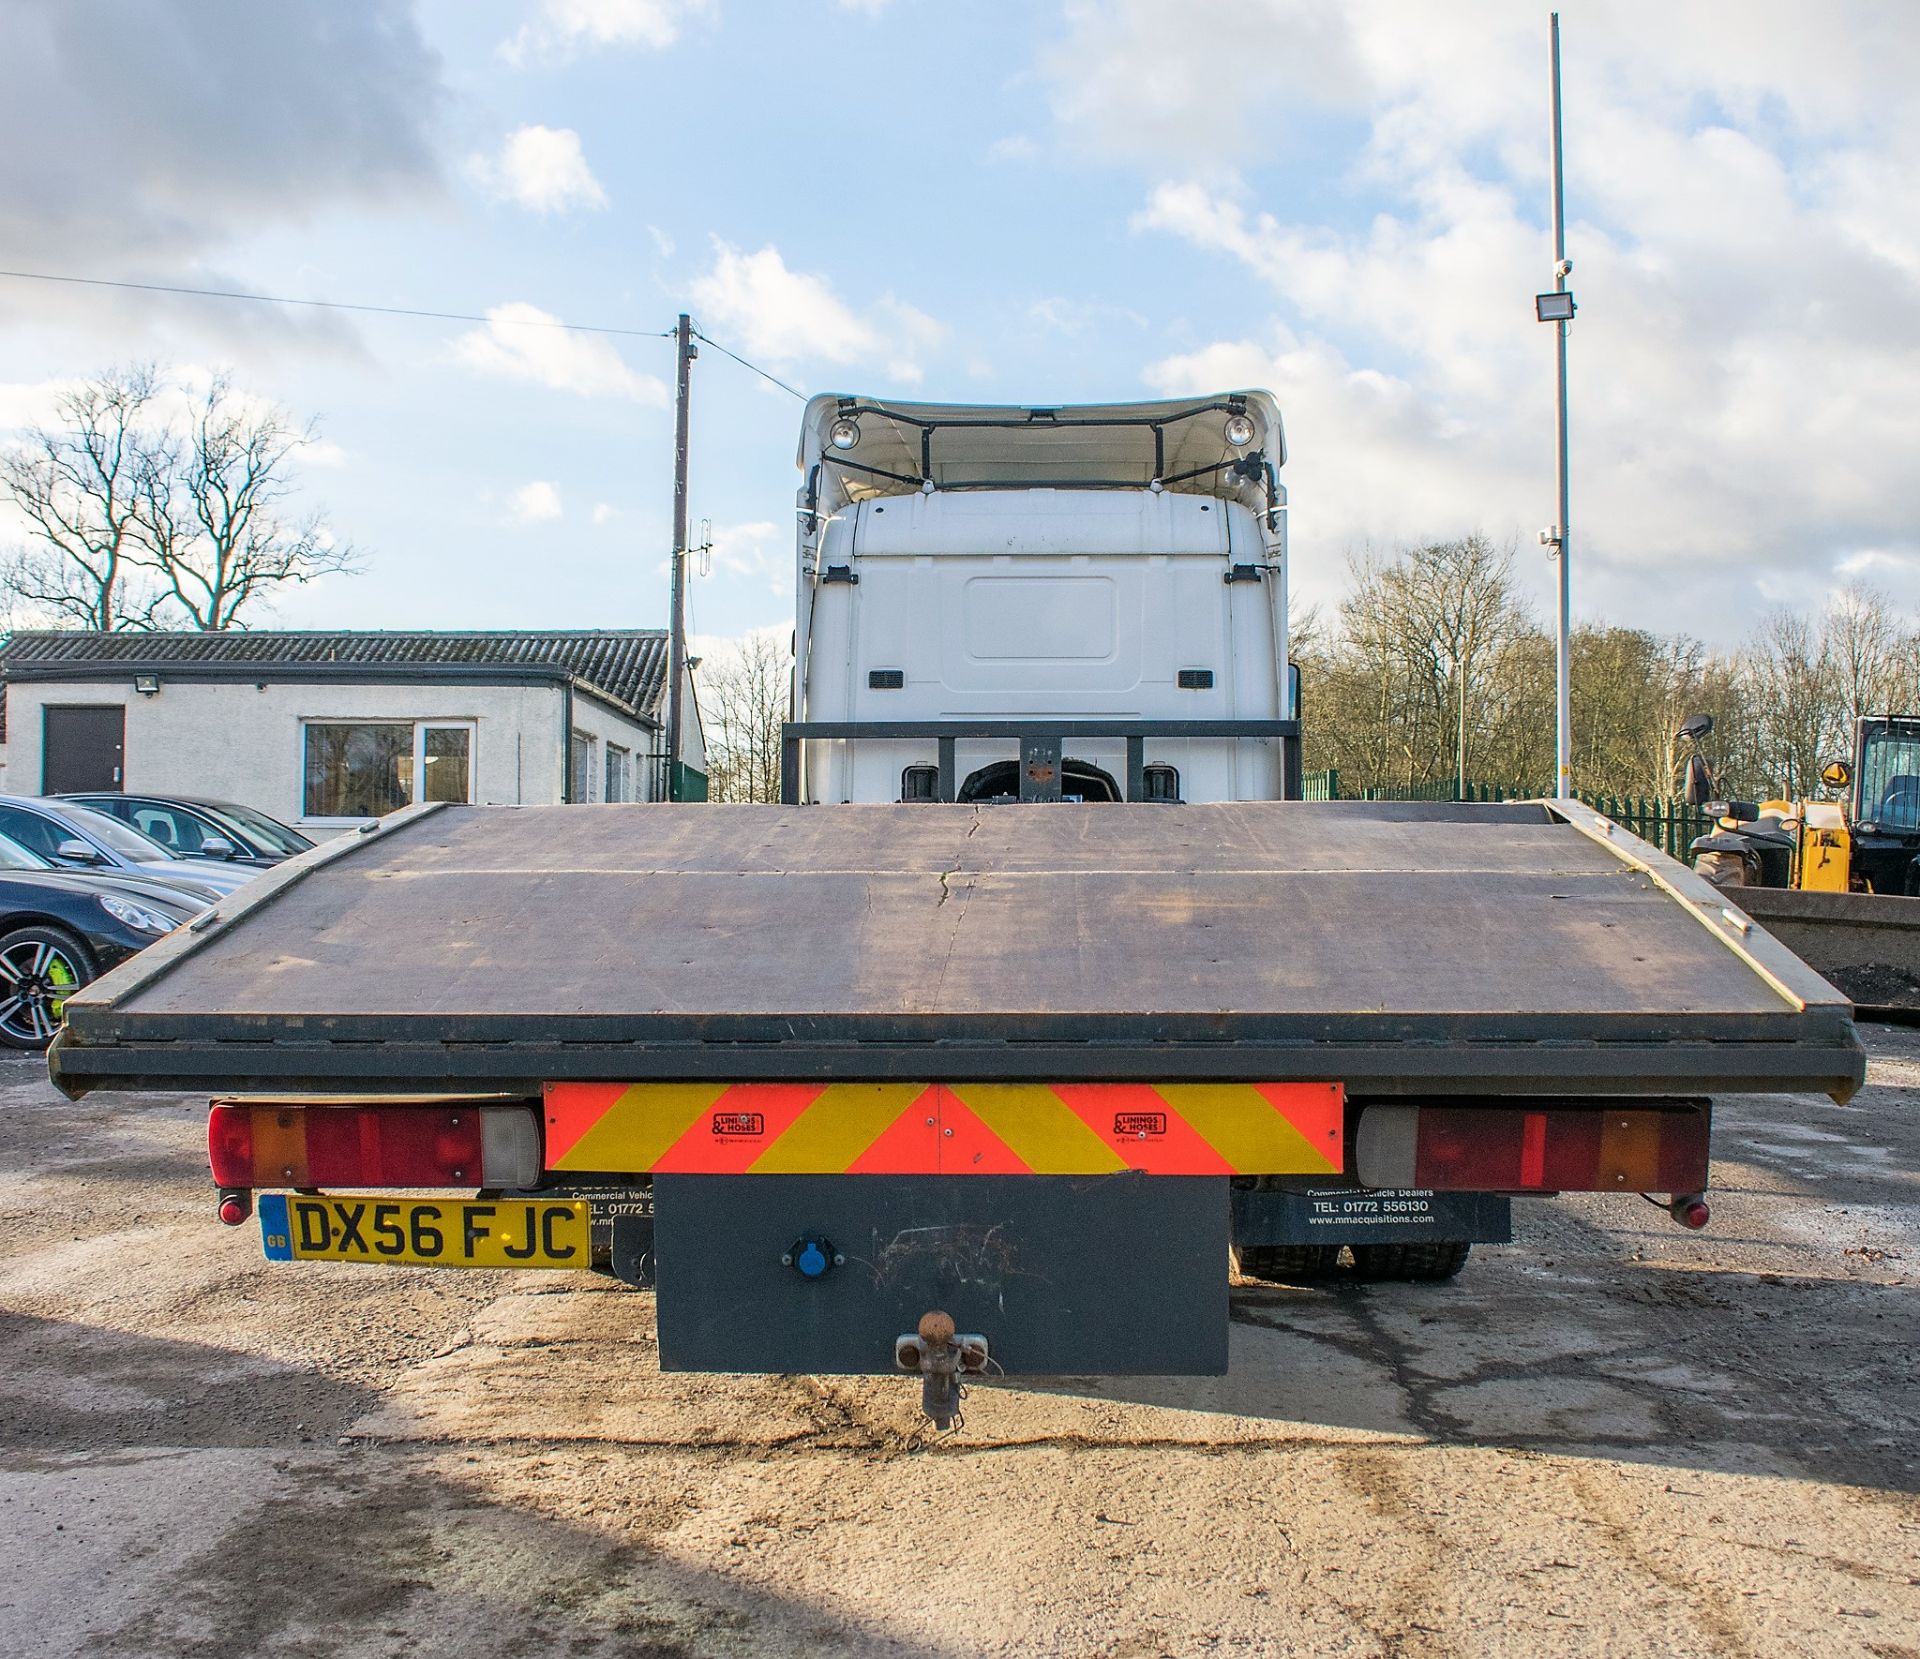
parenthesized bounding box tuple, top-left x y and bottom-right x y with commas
(62, 793, 315, 869)
(0, 834, 204, 1047)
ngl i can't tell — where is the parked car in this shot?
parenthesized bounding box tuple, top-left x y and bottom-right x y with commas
(0, 829, 228, 911)
(62, 793, 315, 869)
(0, 797, 255, 896)
(0, 832, 204, 1047)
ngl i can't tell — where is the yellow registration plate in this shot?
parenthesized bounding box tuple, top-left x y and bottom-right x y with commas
(257, 1193, 590, 1269)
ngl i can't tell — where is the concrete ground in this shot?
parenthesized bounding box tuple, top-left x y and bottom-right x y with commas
(0, 1032, 1915, 1659)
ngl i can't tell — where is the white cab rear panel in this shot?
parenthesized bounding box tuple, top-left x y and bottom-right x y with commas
(800, 489, 1285, 803)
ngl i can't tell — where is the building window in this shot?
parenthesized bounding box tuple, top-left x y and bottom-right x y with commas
(569, 730, 596, 802)
(422, 725, 472, 803)
(605, 744, 633, 803)
(303, 721, 475, 819)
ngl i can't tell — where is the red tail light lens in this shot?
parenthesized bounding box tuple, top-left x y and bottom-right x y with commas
(303, 1106, 482, 1185)
(204, 1102, 539, 1189)
(208, 1104, 255, 1188)
(1356, 1102, 1710, 1194)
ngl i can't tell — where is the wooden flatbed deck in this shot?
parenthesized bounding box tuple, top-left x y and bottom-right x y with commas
(50, 799, 1865, 1100)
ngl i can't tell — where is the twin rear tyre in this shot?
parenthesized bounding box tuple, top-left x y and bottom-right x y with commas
(1235, 1240, 1473, 1284)
(1234, 1244, 1339, 1282)
(1347, 1240, 1472, 1281)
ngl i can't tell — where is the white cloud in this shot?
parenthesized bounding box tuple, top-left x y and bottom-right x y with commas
(1142, 328, 1542, 619)
(592, 502, 617, 525)
(1040, 0, 1364, 166)
(689, 241, 946, 382)
(470, 126, 607, 214)
(511, 480, 563, 522)
(501, 0, 711, 65)
(451, 303, 668, 403)
(0, 2, 443, 270)
(0, 376, 81, 432)
(705, 519, 788, 597)
(647, 224, 675, 258)
(987, 135, 1039, 163)
(837, 0, 895, 13)
(692, 243, 875, 363)
(690, 622, 797, 683)
(297, 438, 349, 468)
(1043, 0, 1920, 629)
(1837, 549, 1920, 596)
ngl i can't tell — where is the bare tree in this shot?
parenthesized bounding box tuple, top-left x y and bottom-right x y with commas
(1737, 610, 1837, 798)
(0, 365, 169, 630)
(1315, 536, 1535, 793)
(1303, 536, 1914, 803)
(1820, 582, 1910, 733)
(0, 364, 359, 632)
(1569, 627, 1737, 798)
(134, 372, 359, 629)
(700, 630, 791, 803)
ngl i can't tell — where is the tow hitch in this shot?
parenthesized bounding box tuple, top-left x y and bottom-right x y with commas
(895, 1309, 989, 1430)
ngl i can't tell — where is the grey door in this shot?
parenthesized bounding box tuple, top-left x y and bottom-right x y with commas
(42, 706, 125, 793)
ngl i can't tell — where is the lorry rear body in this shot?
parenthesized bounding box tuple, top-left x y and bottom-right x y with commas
(48, 393, 1866, 1390)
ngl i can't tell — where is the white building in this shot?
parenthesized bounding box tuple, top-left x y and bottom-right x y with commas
(0, 630, 707, 832)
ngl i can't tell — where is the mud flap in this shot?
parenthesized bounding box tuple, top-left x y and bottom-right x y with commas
(652, 1173, 1228, 1376)
(1232, 1183, 1512, 1246)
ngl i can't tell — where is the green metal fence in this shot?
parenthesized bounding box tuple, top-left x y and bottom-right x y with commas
(1300, 769, 1711, 860)
(1572, 793, 1713, 860)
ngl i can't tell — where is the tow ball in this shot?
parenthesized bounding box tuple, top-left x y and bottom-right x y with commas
(894, 1310, 990, 1430)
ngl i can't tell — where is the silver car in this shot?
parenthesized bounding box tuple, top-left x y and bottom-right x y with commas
(0, 796, 254, 897)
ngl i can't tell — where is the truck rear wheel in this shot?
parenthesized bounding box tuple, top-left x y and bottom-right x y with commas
(1695, 851, 1748, 888)
(1233, 1243, 1339, 1282)
(1348, 1240, 1471, 1281)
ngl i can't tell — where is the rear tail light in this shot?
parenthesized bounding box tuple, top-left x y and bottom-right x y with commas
(208, 1106, 254, 1189)
(1355, 1102, 1709, 1195)
(207, 1103, 541, 1190)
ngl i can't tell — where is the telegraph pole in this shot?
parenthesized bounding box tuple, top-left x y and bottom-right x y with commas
(666, 312, 695, 800)
(1546, 13, 1574, 799)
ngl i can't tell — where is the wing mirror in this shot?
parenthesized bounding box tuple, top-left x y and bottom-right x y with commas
(1820, 760, 1852, 791)
(198, 836, 239, 861)
(54, 838, 108, 866)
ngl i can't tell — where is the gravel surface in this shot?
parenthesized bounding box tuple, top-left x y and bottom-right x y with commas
(1, 1032, 1916, 1658)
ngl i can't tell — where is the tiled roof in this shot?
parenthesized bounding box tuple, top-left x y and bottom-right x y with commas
(0, 629, 670, 740)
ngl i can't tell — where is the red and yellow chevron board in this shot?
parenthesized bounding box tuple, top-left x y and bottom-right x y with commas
(543, 1081, 1344, 1177)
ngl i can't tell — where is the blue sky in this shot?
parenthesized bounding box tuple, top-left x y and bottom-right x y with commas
(3, 0, 1918, 654)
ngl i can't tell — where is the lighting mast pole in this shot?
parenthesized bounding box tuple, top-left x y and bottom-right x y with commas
(667, 312, 695, 800)
(1544, 13, 1574, 800)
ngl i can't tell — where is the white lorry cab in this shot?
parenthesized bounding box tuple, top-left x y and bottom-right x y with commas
(788, 393, 1299, 807)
